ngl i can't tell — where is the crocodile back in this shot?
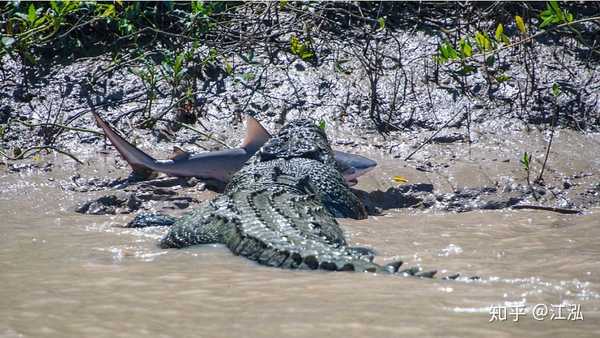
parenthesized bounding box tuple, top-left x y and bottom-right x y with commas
(162, 119, 379, 272)
(220, 120, 377, 271)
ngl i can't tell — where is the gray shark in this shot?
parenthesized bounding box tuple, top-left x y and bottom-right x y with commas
(93, 113, 377, 186)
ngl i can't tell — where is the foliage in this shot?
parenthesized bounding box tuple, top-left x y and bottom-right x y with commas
(317, 119, 326, 131)
(520, 152, 532, 172)
(0, 2, 230, 63)
(551, 82, 561, 97)
(520, 151, 533, 186)
(540, 0, 573, 28)
(515, 15, 527, 34)
(290, 35, 315, 61)
(432, 1, 595, 89)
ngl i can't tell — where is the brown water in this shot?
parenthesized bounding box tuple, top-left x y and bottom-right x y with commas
(1, 159, 599, 338)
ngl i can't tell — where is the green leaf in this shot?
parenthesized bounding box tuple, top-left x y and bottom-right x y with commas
(300, 50, 314, 61)
(495, 74, 511, 83)
(551, 82, 561, 97)
(290, 35, 300, 55)
(459, 38, 472, 57)
(225, 62, 233, 75)
(50, 1, 60, 13)
(242, 72, 255, 81)
(174, 52, 185, 76)
(101, 4, 116, 18)
(474, 31, 491, 51)
(494, 23, 504, 42)
(446, 45, 456, 58)
(540, 16, 554, 28)
(540, 15, 556, 28)
(289, 35, 314, 61)
(317, 119, 326, 131)
(520, 152, 531, 170)
(377, 17, 385, 31)
(566, 12, 573, 22)
(515, 15, 527, 33)
(27, 4, 37, 24)
(335, 59, 352, 74)
(459, 65, 477, 75)
(439, 42, 458, 60)
(549, 0, 563, 22)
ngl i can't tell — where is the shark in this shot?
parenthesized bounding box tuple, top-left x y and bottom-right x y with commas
(93, 112, 377, 187)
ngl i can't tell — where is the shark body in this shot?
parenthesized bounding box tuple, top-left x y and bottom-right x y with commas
(93, 113, 377, 186)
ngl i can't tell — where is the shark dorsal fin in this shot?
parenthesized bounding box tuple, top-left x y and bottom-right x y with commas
(240, 115, 271, 151)
(170, 146, 191, 161)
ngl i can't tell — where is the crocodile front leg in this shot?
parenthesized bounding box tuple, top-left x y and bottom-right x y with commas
(159, 196, 233, 248)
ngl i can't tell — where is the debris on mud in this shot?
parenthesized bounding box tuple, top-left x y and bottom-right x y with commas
(74, 175, 206, 215)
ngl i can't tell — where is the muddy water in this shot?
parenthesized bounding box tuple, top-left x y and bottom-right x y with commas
(1, 161, 599, 338)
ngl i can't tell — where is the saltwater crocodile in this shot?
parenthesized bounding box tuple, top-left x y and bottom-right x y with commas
(154, 119, 449, 277)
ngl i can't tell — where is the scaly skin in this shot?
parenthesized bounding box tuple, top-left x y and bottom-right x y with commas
(154, 119, 448, 277)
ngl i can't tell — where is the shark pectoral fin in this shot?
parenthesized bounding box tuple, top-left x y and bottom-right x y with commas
(240, 115, 271, 152)
(170, 146, 191, 161)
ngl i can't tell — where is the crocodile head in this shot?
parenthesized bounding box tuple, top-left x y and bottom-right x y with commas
(258, 119, 338, 168)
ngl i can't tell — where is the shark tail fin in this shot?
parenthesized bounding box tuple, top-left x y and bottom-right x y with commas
(93, 112, 157, 178)
(240, 115, 271, 152)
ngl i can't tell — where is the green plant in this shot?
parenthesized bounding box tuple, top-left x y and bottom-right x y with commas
(494, 23, 510, 45)
(2, 1, 82, 63)
(377, 17, 385, 31)
(317, 119, 326, 131)
(334, 59, 352, 75)
(224, 62, 234, 76)
(436, 41, 458, 64)
(432, 1, 599, 85)
(130, 61, 159, 118)
(520, 151, 533, 186)
(242, 72, 256, 82)
(540, 0, 573, 28)
(515, 15, 527, 34)
(290, 35, 315, 61)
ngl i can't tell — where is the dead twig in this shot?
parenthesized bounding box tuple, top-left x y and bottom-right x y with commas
(404, 108, 464, 161)
(512, 205, 581, 214)
(0, 146, 84, 164)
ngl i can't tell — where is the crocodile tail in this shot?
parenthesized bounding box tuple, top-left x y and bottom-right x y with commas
(93, 112, 157, 178)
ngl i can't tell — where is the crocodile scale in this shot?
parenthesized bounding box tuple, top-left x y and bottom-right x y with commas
(155, 119, 442, 276)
